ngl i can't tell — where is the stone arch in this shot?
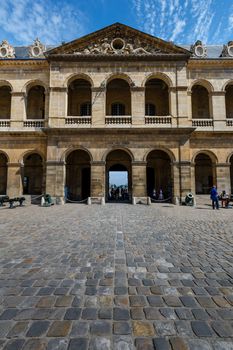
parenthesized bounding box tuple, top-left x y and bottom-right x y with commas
(65, 149, 91, 201)
(105, 73, 135, 87)
(144, 77, 170, 116)
(142, 72, 173, 88)
(22, 79, 48, 94)
(0, 80, 13, 90)
(188, 79, 214, 93)
(191, 82, 212, 119)
(192, 150, 218, 164)
(221, 80, 233, 92)
(65, 73, 94, 88)
(0, 151, 8, 195)
(143, 147, 176, 163)
(26, 85, 46, 119)
(61, 146, 93, 163)
(102, 147, 134, 162)
(19, 149, 45, 165)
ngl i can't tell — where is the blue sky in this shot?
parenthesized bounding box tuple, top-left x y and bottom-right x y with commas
(0, 0, 232, 46)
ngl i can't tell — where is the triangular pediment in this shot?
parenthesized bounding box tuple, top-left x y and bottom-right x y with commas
(46, 23, 190, 58)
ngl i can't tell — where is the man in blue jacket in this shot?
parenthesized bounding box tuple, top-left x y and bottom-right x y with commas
(210, 185, 219, 210)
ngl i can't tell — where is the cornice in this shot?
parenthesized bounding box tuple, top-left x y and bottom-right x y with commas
(188, 59, 233, 68)
(0, 59, 48, 67)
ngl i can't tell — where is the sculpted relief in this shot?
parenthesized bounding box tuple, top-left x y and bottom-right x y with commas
(73, 37, 162, 55)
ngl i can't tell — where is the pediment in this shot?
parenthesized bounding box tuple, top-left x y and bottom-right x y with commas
(46, 23, 190, 58)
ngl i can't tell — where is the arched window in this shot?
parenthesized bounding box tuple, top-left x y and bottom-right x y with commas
(68, 79, 92, 116)
(80, 102, 91, 116)
(145, 103, 156, 116)
(192, 85, 210, 119)
(27, 85, 45, 119)
(106, 79, 131, 115)
(225, 84, 233, 118)
(111, 103, 125, 116)
(0, 86, 11, 119)
(145, 79, 169, 116)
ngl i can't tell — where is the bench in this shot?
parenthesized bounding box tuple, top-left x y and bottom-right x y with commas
(0, 196, 25, 208)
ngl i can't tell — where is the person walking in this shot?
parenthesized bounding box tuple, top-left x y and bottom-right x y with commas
(210, 185, 219, 209)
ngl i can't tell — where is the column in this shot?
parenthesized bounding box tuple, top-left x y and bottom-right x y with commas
(45, 161, 65, 201)
(212, 92, 226, 130)
(48, 87, 67, 128)
(132, 162, 147, 197)
(7, 163, 22, 197)
(91, 161, 105, 197)
(172, 161, 180, 204)
(216, 163, 231, 194)
(10, 92, 25, 128)
(91, 87, 106, 126)
(131, 87, 145, 125)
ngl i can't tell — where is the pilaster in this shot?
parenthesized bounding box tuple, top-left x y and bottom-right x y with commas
(91, 161, 105, 197)
(91, 87, 106, 125)
(131, 87, 145, 125)
(132, 161, 147, 197)
(7, 162, 22, 197)
(10, 92, 25, 128)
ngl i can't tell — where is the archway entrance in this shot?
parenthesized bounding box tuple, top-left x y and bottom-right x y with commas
(146, 150, 172, 201)
(65, 150, 91, 201)
(0, 153, 7, 195)
(195, 153, 215, 194)
(23, 153, 43, 195)
(106, 150, 132, 202)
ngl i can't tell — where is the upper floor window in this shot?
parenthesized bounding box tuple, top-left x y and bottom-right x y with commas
(27, 85, 45, 119)
(80, 102, 92, 116)
(226, 84, 233, 118)
(145, 103, 156, 116)
(191, 85, 210, 119)
(111, 103, 125, 116)
(0, 86, 11, 119)
(145, 78, 169, 116)
(68, 79, 92, 116)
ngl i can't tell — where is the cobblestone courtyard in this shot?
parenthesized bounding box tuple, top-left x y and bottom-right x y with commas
(0, 203, 233, 350)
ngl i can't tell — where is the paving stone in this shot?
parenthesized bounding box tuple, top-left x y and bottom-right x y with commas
(159, 308, 177, 320)
(82, 308, 98, 320)
(129, 296, 147, 307)
(192, 308, 210, 320)
(211, 321, 233, 337)
(163, 296, 182, 307)
(64, 308, 81, 320)
(26, 321, 50, 337)
(213, 296, 231, 308)
(132, 321, 155, 336)
(0, 321, 13, 337)
(68, 338, 88, 350)
(36, 296, 55, 308)
(187, 339, 212, 350)
(153, 337, 171, 350)
(135, 338, 154, 350)
(175, 308, 193, 320)
(3, 339, 25, 350)
(47, 338, 69, 350)
(115, 287, 128, 295)
(89, 337, 111, 350)
(213, 341, 233, 350)
(113, 308, 130, 321)
(154, 321, 176, 336)
(0, 309, 18, 320)
(90, 321, 111, 335)
(170, 337, 189, 350)
(22, 339, 47, 350)
(196, 296, 217, 308)
(70, 321, 89, 337)
(144, 307, 162, 320)
(130, 307, 145, 320)
(113, 322, 131, 334)
(47, 320, 71, 337)
(147, 296, 164, 307)
(7, 321, 29, 337)
(180, 296, 198, 308)
(191, 321, 214, 337)
(175, 320, 193, 337)
(150, 286, 163, 295)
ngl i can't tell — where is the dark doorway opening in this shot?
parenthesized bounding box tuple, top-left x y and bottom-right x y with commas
(23, 153, 43, 195)
(195, 153, 215, 194)
(65, 150, 91, 201)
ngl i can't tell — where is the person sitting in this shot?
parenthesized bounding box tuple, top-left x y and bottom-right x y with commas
(220, 190, 230, 208)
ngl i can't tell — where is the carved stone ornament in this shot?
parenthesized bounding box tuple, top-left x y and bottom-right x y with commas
(221, 41, 233, 57)
(190, 40, 207, 58)
(0, 40, 15, 58)
(72, 37, 161, 55)
(29, 38, 45, 58)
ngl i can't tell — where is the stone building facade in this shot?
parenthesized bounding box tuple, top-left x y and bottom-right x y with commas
(0, 23, 233, 204)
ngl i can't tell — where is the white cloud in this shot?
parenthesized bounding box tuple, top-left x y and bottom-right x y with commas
(0, 0, 87, 45)
(131, 0, 230, 44)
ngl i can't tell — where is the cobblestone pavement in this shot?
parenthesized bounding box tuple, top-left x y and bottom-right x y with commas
(0, 203, 233, 350)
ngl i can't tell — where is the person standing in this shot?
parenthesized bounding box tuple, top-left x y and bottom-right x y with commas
(210, 185, 219, 210)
